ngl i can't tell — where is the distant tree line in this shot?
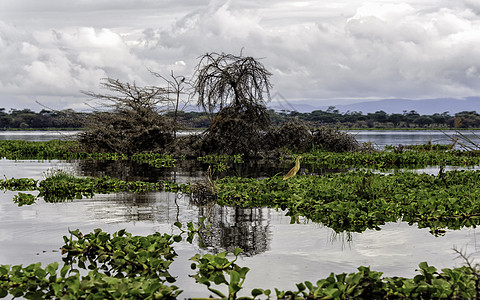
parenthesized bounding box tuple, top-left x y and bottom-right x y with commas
(2, 106, 480, 130)
(272, 107, 480, 129)
(0, 108, 84, 130)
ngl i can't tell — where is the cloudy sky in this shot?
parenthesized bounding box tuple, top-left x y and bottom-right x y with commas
(1, 0, 480, 111)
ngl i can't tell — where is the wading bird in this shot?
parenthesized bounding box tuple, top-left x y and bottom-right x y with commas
(283, 156, 302, 180)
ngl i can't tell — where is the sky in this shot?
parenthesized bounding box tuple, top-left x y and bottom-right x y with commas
(1, 0, 480, 112)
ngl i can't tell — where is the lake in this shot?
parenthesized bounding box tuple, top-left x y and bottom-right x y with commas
(1, 131, 480, 297)
(2, 129, 480, 148)
(351, 129, 480, 149)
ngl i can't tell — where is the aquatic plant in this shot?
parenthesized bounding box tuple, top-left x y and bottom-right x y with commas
(300, 148, 480, 169)
(2, 171, 190, 205)
(2, 228, 480, 299)
(0, 140, 126, 160)
(61, 228, 179, 281)
(0, 177, 37, 190)
(131, 152, 177, 167)
(190, 248, 249, 299)
(214, 170, 480, 234)
(0, 227, 189, 299)
(12, 193, 36, 206)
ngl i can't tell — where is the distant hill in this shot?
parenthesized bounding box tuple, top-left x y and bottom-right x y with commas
(269, 97, 480, 115)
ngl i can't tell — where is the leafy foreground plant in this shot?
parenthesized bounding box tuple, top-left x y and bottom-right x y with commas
(61, 228, 179, 281)
(0, 221, 207, 300)
(214, 170, 480, 234)
(0, 226, 189, 299)
(190, 248, 250, 299)
(0, 263, 180, 299)
(2, 227, 480, 299)
(271, 257, 480, 300)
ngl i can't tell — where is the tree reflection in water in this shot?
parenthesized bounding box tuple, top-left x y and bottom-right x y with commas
(72, 159, 279, 256)
(83, 192, 186, 224)
(198, 205, 271, 256)
(79, 187, 272, 257)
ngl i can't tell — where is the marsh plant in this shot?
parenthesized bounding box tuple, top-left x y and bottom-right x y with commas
(447, 130, 480, 151)
(2, 227, 480, 299)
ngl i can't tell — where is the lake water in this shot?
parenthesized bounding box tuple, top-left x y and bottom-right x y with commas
(2, 129, 480, 148)
(1, 131, 480, 297)
(351, 130, 480, 149)
(0, 131, 79, 141)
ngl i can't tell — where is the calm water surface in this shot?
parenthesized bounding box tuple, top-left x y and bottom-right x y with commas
(351, 130, 480, 148)
(1, 132, 480, 297)
(0, 131, 79, 141)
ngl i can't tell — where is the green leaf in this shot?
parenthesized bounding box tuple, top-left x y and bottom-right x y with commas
(230, 270, 240, 285)
(251, 288, 263, 297)
(173, 221, 182, 229)
(296, 282, 306, 291)
(233, 248, 243, 256)
(0, 265, 9, 276)
(0, 288, 8, 298)
(208, 287, 226, 298)
(214, 274, 228, 285)
(237, 267, 249, 279)
(45, 262, 59, 276)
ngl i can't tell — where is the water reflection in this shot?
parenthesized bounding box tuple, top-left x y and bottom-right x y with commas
(74, 159, 184, 182)
(73, 158, 346, 183)
(199, 205, 271, 256)
(84, 192, 187, 223)
(81, 189, 273, 256)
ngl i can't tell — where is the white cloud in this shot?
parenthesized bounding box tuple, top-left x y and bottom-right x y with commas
(0, 0, 480, 110)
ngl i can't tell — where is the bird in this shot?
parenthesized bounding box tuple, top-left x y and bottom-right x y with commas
(283, 156, 302, 180)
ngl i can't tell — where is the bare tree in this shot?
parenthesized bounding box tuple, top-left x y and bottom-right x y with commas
(149, 70, 191, 139)
(79, 78, 173, 155)
(192, 52, 273, 156)
(193, 52, 272, 115)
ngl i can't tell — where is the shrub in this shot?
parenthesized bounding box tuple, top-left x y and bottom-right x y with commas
(311, 126, 360, 152)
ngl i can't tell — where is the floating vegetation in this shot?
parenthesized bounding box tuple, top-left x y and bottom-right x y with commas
(61, 228, 179, 281)
(197, 153, 245, 164)
(214, 170, 480, 235)
(2, 140, 480, 172)
(0, 141, 178, 168)
(131, 152, 177, 168)
(197, 154, 245, 173)
(0, 227, 188, 299)
(0, 177, 38, 190)
(12, 192, 37, 206)
(1, 228, 480, 299)
(6, 167, 480, 235)
(300, 148, 480, 169)
(385, 143, 454, 152)
(2, 171, 189, 205)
